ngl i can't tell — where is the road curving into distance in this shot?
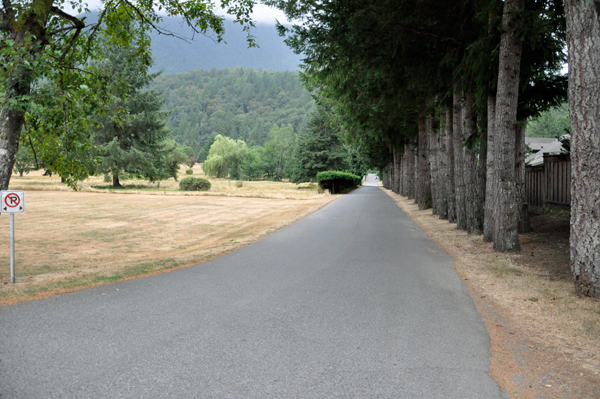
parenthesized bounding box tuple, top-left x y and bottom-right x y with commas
(0, 174, 507, 398)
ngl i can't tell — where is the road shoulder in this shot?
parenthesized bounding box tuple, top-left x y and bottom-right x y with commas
(382, 188, 600, 399)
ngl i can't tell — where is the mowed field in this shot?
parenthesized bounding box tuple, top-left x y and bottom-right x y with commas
(0, 166, 335, 304)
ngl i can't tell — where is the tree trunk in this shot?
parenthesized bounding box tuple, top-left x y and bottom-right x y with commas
(0, 1, 53, 191)
(493, 0, 523, 252)
(428, 114, 439, 215)
(416, 106, 432, 210)
(437, 108, 449, 220)
(0, 105, 26, 191)
(464, 93, 483, 234)
(406, 144, 416, 199)
(408, 147, 413, 197)
(393, 147, 401, 193)
(398, 147, 404, 194)
(401, 146, 409, 197)
(478, 102, 488, 236)
(384, 164, 392, 189)
(453, 91, 467, 230)
(446, 108, 456, 223)
(483, 95, 497, 242)
(566, 0, 600, 297)
(113, 173, 122, 187)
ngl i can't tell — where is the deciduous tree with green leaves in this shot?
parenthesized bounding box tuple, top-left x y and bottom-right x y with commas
(263, 124, 296, 180)
(0, 0, 256, 190)
(202, 134, 248, 179)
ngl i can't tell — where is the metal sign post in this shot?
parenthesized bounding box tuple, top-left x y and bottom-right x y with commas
(1, 191, 25, 284)
(10, 213, 14, 283)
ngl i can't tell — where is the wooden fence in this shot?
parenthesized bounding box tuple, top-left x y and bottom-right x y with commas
(525, 154, 571, 213)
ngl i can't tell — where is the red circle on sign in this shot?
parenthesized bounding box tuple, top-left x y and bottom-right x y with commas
(4, 194, 20, 207)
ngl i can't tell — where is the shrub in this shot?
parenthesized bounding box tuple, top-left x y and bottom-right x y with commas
(235, 180, 243, 188)
(185, 169, 194, 175)
(179, 177, 211, 191)
(316, 171, 361, 194)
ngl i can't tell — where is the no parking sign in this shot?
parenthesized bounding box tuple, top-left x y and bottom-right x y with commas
(1, 190, 24, 213)
(1, 190, 24, 283)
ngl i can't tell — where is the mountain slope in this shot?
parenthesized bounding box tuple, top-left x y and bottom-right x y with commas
(150, 68, 315, 155)
(150, 18, 302, 73)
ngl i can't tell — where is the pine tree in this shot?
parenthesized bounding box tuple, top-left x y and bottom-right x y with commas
(92, 41, 172, 187)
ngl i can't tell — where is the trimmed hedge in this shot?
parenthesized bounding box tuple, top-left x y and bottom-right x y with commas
(185, 169, 194, 175)
(316, 171, 362, 194)
(179, 177, 211, 191)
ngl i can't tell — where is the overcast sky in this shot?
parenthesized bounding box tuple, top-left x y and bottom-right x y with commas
(68, 0, 291, 24)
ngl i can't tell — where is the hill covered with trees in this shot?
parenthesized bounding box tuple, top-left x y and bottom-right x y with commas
(150, 67, 315, 159)
(150, 18, 302, 73)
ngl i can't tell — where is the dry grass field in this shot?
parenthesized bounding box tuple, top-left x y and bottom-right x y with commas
(8, 164, 321, 199)
(0, 165, 335, 304)
(383, 189, 600, 399)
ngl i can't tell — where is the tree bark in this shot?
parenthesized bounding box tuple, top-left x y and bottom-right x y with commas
(113, 173, 122, 187)
(0, 0, 53, 190)
(428, 113, 440, 215)
(405, 144, 416, 199)
(416, 106, 432, 210)
(382, 164, 389, 189)
(464, 93, 483, 234)
(0, 107, 24, 189)
(401, 146, 409, 197)
(493, 0, 523, 252)
(483, 95, 497, 242)
(437, 108, 449, 220)
(446, 108, 456, 223)
(565, 0, 600, 297)
(478, 102, 488, 235)
(427, 113, 442, 215)
(453, 91, 467, 230)
(393, 147, 402, 193)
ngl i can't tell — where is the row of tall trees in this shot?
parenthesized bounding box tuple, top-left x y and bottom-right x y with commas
(271, 0, 599, 297)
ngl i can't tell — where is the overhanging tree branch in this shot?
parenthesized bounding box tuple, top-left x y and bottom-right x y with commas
(50, 7, 85, 63)
(85, 0, 116, 55)
(1, 0, 15, 32)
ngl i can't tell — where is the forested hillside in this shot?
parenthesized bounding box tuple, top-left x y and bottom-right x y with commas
(150, 68, 315, 157)
(150, 18, 301, 73)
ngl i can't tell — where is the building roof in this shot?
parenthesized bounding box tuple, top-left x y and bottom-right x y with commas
(525, 136, 568, 166)
(525, 137, 558, 152)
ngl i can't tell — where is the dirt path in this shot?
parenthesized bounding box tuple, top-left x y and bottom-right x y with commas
(383, 188, 600, 399)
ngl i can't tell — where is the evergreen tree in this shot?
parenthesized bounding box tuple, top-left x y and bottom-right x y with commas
(289, 108, 347, 183)
(92, 41, 172, 187)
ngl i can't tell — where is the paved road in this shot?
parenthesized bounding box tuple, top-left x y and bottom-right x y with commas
(1, 174, 507, 398)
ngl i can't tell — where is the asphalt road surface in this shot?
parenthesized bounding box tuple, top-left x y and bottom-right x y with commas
(1, 174, 507, 398)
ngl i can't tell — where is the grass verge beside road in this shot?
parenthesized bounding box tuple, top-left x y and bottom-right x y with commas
(383, 188, 600, 399)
